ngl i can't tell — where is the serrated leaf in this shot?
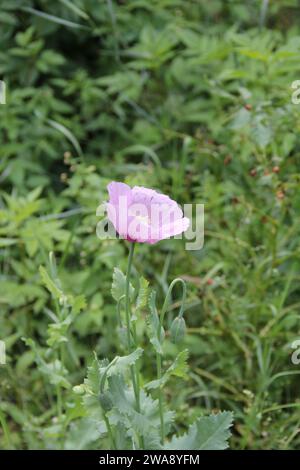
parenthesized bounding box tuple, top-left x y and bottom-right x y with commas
(165, 411, 233, 450)
(111, 268, 134, 302)
(0, 237, 18, 247)
(47, 316, 72, 347)
(65, 418, 103, 450)
(21, 6, 89, 30)
(147, 291, 164, 355)
(102, 348, 143, 378)
(145, 349, 188, 390)
(23, 337, 70, 389)
(107, 375, 174, 449)
(80, 356, 104, 420)
(135, 277, 149, 311)
(71, 295, 87, 315)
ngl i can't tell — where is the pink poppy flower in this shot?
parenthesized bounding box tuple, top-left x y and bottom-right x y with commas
(106, 182, 190, 244)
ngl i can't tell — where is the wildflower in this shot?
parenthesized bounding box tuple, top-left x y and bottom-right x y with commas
(106, 182, 189, 244)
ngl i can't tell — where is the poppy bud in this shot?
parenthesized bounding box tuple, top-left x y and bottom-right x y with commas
(99, 392, 113, 412)
(73, 385, 85, 395)
(170, 317, 186, 344)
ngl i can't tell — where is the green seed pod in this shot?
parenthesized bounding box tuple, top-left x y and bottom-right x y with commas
(170, 316, 186, 344)
(99, 391, 113, 412)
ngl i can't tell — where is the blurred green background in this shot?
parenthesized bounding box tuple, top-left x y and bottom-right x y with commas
(1, 0, 300, 449)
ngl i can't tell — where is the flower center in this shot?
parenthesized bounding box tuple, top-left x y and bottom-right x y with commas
(135, 214, 150, 224)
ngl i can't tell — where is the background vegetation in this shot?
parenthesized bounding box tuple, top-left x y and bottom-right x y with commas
(1, 0, 300, 450)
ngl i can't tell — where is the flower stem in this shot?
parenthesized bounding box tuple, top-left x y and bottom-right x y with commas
(156, 353, 165, 445)
(125, 242, 144, 449)
(125, 242, 135, 350)
(125, 243, 138, 401)
(103, 413, 116, 450)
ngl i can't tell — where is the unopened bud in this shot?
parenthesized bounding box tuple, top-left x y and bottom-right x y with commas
(73, 385, 85, 395)
(99, 392, 113, 412)
(170, 317, 186, 344)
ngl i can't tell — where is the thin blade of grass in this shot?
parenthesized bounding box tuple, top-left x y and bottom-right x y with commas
(58, 0, 89, 20)
(21, 6, 89, 30)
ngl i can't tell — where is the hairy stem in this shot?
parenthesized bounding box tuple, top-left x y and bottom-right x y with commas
(125, 242, 144, 449)
(156, 353, 165, 445)
(103, 413, 116, 450)
(156, 277, 187, 445)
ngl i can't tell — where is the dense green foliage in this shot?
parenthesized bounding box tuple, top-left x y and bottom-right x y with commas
(1, 0, 300, 449)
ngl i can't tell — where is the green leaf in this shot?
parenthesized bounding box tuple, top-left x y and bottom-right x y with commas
(146, 349, 189, 390)
(230, 107, 251, 130)
(23, 338, 71, 388)
(65, 418, 103, 450)
(107, 375, 174, 449)
(80, 356, 106, 420)
(39, 359, 71, 389)
(0, 237, 18, 247)
(165, 411, 233, 450)
(135, 277, 149, 312)
(47, 316, 72, 347)
(111, 268, 134, 302)
(71, 295, 87, 315)
(102, 348, 143, 378)
(21, 219, 68, 257)
(252, 122, 272, 148)
(237, 48, 269, 62)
